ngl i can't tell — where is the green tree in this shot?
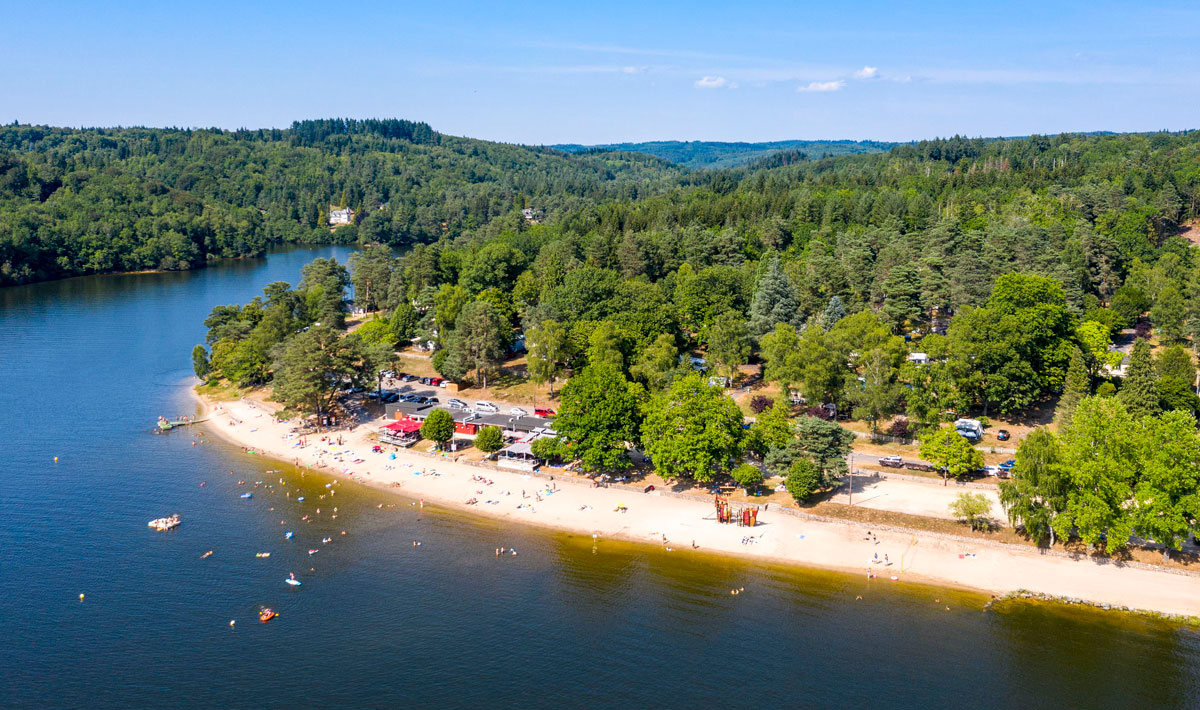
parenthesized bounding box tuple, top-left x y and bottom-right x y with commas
(920, 426, 984, 484)
(705, 310, 750, 379)
(1110, 285, 1150, 326)
(356, 318, 396, 347)
(530, 436, 566, 463)
(389, 302, 420, 345)
(1053, 397, 1138, 553)
(881, 263, 924, 332)
(949, 492, 993, 531)
(1150, 284, 1188, 343)
(747, 401, 793, 456)
(1155, 344, 1196, 384)
(730, 463, 764, 491)
(901, 360, 963, 434)
(298, 258, 350, 329)
(785, 458, 822, 501)
(760, 323, 804, 396)
(630, 333, 681, 390)
(433, 283, 471, 337)
(1117, 338, 1160, 418)
(527, 319, 569, 396)
(1131, 410, 1200, 552)
(793, 415, 856, 480)
(1156, 377, 1199, 414)
(475, 426, 504, 453)
(641, 373, 745, 482)
(586, 320, 627, 370)
(453, 300, 507, 387)
(191, 344, 210, 382)
(1075, 321, 1123, 376)
(1057, 345, 1090, 426)
(555, 362, 646, 471)
(348, 245, 395, 312)
(847, 349, 901, 435)
(747, 256, 800, 337)
(420, 409, 456, 448)
(999, 428, 1069, 546)
(271, 325, 367, 419)
(945, 274, 1074, 415)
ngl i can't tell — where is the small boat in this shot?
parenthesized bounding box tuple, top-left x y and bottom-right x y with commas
(259, 608, 277, 623)
(255, 552, 271, 558)
(240, 493, 253, 499)
(147, 515, 181, 531)
(297, 496, 305, 502)
(284, 531, 294, 539)
(307, 549, 318, 555)
(285, 578, 301, 586)
(200, 550, 214, 559)
(321, 537, 332, 544)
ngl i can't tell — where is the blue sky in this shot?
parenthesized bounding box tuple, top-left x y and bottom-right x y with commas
(3, 1, 1198, 144)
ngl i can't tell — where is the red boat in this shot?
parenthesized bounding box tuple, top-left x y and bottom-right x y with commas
(259, 608, 277, 623)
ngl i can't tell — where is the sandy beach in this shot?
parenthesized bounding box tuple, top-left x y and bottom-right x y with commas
(195, 392, 1200, 618)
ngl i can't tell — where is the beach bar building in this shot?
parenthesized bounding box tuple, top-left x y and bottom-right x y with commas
(379, 419, 422, 447)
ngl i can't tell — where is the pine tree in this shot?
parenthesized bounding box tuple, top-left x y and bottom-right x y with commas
(748, 256, 800, 337)
(1117, 338, 1160, 418)
(1057, 345, 1090, 426)
(820, 295, 846, 330)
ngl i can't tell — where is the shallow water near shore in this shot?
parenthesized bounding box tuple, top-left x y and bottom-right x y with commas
(3, 248, 1200, 709)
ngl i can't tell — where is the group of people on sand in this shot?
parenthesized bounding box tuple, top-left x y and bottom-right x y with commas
(494, 547, 518, 557)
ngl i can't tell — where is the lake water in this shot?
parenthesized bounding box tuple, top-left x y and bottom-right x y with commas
(2, 247, 1199, 709)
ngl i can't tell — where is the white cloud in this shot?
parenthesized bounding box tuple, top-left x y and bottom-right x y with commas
(622, 66, 647, 74)
(854, 65, 879, 79)
(797, 80, 844, 92)
(695, 75, 735, 89)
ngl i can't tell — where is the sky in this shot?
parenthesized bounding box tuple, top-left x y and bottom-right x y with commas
(3, 0, 1199, 145)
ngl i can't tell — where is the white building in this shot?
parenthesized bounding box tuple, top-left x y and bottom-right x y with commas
(329, 207, 355, 226)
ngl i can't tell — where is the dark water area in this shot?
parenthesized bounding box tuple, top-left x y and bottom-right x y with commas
(2, 248, 1199, 709)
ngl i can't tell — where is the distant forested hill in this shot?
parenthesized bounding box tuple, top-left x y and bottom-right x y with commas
(0, 119, 682, 285)
(551, 139, 895, 170)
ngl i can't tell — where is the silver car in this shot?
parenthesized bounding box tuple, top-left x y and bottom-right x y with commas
(474, 401, 499, 413)
(510, 407, 528, 416)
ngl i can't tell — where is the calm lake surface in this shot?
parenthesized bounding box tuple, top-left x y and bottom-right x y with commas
(2, 247, 1199, 709)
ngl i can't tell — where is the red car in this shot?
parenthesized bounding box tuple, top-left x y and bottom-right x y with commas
(534, 408, 556, 418)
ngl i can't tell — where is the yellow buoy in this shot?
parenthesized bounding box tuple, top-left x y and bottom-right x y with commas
(55, 457, 59, 463)
(79, 593, 84, 601)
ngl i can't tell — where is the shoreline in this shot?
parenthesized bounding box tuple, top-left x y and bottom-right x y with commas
(190, 388, 1200, 620)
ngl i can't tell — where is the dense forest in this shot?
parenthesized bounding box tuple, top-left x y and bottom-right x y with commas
(0, 119, 681, 285)
(551, 138, 894, 170)
(193, 126, 1200, 551)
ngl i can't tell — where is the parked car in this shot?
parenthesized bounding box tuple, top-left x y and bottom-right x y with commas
(878, 456, 905, 468)
(534, 408, 556, 418)
(411, 396, 431, 405)
(905, 462, 936, 472)
(427, 397, 440, 404)
(380, 392, 401, 403)
(438, 380, 449, 388)
(402, 374, 418, 382)
(419, 376, 434, 386)
(474, 401, 499, 413)
(999, 459, 1016, 469)
(429, 377, 444, 387)
(996, 429, 1011, 441)
(448, 399, 469, 409)
(984, 464, 1009, 479)
(510, 407, 529, 416)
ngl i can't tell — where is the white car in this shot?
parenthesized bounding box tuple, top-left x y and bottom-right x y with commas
(474, 401, 499, 413)
(510, 407, 529, 417)
(447, 399, 469, 409)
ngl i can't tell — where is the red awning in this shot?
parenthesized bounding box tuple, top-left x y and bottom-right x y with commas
(381, 420, 422, 433)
